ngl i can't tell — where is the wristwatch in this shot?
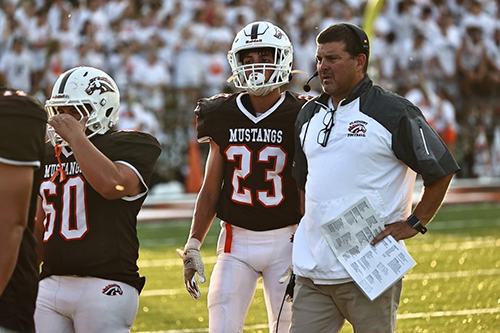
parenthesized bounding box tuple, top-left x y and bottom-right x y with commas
(406, 214, 427, 234)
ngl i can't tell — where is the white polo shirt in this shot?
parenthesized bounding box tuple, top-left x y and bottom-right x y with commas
(292, 77, 460, 284)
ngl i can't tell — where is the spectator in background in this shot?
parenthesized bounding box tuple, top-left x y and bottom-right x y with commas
(485, 26, 500, 97)
(433, 88, 458, 156)
(456, 24, 488, 100)
(430, 11, 461, 104)
(27, 8, 51, 95)
(202, 42, 230, 97)
(76, 40, 106, 70)
(399, 30, 434, 94)
(292, 31, 318, 92)
(372, 31, 400, 92)
(0, 36, 33, 93)
(43, 39, 64, 99)
(173, 26, 203, 108)
(473, 124, 492, 178)
(461, 0, 494, 39)
(131, 45, 170, 115)
(13, 0, 36, 37)
(52, 10, 79, 69)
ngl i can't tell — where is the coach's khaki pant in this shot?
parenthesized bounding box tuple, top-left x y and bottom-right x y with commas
(290, 277, 402, 333)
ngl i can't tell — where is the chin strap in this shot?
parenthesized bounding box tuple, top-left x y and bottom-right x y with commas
(247, 86, 275, 97)
(49, 144, 67, 183)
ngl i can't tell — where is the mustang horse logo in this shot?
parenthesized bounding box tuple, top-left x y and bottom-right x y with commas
(85, 76, 115, 95)
(273, 27, 283, 40)
(102, 283, 123, 296)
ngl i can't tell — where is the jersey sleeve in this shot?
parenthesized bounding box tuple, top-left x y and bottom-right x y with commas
(105, 131, 162, 195)
(393, 105, 460, 186)
(194, 93, 232, 143)
(194, 102, 211, 143)
(0, 92, 47, 167)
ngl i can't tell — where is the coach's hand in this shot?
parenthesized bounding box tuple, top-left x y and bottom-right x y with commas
(371, 220, 419, 246)
(176, 238, 206, 299)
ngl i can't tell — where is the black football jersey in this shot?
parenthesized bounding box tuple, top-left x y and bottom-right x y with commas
(195, 91, 310, 231)
(39, 130, 161, 293)
(0, 88, 47, 333)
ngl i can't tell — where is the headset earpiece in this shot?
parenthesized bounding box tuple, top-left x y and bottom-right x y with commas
(342, 23, 369, 52)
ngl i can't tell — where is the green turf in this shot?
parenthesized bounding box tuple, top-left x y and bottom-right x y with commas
(133, 203, 500, 333)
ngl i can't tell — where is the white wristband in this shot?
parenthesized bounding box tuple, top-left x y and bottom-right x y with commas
(185, 238, 201, 251)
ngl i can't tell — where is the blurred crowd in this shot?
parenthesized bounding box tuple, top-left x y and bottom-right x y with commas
(1, 0, 499, 187)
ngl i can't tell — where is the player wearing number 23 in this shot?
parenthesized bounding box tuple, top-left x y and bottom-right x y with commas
(178, 21, 311, 333)
(35, 66, 161, 333)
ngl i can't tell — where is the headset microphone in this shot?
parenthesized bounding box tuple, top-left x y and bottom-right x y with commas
(303, 70, 318, 92)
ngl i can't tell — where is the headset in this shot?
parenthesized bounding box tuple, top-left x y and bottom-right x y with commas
(343, 23, 370, 53)
(303, 23, 369, 92)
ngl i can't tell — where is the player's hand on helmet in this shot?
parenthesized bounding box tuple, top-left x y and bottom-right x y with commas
(279, 264, 295, 302)
(48, 114, 88, 145)
(176, 238, 205, 299)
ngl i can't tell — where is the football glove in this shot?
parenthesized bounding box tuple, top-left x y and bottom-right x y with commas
(176, 239, 206, 299)
(279, 264, 295, 302)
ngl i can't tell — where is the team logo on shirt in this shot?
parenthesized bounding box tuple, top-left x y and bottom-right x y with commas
(102, 284, 123, 296)
(86, 76, 116, 96)
(347, 120, 367, 137)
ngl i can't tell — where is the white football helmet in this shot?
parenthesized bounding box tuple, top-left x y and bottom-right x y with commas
(227, 21, 293, 96)
(45, 66, 120, 146)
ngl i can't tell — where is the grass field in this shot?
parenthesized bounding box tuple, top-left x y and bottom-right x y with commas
(132, 202, 500, 333)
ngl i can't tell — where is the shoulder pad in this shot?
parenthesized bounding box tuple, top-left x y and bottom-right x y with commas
(207, 93, 232, 101)
(195, 92, 237, 117)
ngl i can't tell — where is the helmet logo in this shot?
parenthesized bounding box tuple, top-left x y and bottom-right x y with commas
(273, 27, 283, 40)
(85, 76, 115, 96)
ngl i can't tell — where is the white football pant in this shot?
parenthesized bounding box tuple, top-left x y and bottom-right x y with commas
(208, 222, 296, 333)
(35, 276, 139, 333)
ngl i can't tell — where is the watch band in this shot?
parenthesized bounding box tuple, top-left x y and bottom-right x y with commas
(407, 214, 427, 234)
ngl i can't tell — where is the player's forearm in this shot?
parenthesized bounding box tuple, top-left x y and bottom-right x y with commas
(69, 136, 131, 199)
(188, 190, 219, 245)
(413, 173, 455, 225)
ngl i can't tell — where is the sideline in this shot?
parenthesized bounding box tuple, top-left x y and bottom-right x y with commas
(139, 178, 500, 222)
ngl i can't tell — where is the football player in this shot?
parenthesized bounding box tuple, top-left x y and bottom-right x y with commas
(177, 21, 311, 332)
(0, 88, 46, 333)
(34, 66, 162, 333)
